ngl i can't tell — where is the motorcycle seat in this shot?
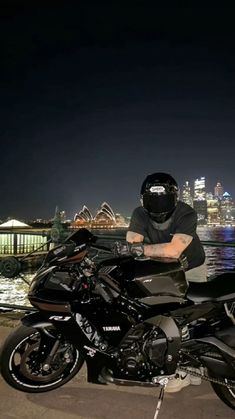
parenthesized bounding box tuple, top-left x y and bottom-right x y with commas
(186, 272, 235, 303)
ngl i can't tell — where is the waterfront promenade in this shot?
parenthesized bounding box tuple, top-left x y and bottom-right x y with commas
(0, 323, 234, 419)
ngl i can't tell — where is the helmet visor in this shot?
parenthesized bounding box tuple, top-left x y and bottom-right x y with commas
(143, 193, 176, 216)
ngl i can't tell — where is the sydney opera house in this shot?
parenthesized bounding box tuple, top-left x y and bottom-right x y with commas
(72, 202, 129, 229)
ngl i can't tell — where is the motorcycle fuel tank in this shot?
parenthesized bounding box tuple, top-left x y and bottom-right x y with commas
(98, 256, 188, 301)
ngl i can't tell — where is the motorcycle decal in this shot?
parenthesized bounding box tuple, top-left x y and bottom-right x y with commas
(102, 326, 121, 331)
(84, 345, 96, 357)
(75, 314, 101, 345)
(53, 246, 67, 255)
(49, 316, 71, 321)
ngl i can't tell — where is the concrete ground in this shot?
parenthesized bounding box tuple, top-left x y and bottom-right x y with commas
(0, 323, 234, 419)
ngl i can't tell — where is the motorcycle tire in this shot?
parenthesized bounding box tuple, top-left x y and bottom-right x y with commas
(210, 379, 235, 410)
(0, 324, 84, 393)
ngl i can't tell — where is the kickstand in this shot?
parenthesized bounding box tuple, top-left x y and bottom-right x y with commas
(152, 384, 166, 419)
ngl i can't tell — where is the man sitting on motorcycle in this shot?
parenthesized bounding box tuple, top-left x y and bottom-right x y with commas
(125, 172, 207, 392)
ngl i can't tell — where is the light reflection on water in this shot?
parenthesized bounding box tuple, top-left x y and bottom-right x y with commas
(197, 226, 235, 276)
(0, 227, 235, 305)
(0, 274, 32, 305)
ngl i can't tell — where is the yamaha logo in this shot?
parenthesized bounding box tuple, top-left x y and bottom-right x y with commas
(103, 326, 121, 331)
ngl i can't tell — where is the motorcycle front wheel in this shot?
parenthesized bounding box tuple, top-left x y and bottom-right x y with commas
(0, 324, 84, 393)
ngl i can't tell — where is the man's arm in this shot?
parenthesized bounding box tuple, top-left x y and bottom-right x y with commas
(143, 234, 193, 259)
(126, 230, 192, 258)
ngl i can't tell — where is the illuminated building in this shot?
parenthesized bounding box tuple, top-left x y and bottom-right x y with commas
(73, 202, 128, 229)
(181, 181, 193, 207)
(92, 202, 116, 228)
(194, 177, 206, 200)
(220, 192, 234, 225)
(193, 177, 207, 224)
(95, 202, 115, 223)
(206, 198, 220, 225)
(214, 182, 224, 199)
(74, 206, 93, 226)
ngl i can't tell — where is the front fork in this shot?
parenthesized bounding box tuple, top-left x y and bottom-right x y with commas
(38, 334, 61, 371)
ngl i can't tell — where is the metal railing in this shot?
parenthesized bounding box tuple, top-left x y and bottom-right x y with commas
(0, 231, 50, 255)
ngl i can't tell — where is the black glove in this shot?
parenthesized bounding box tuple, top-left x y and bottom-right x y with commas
(113, 242, 145, 257)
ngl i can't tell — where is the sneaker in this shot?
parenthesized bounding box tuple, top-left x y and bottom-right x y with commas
(165, 373, 191, 393)
(189, 370, 202, 385)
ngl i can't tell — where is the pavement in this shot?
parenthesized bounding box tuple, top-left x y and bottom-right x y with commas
(0, 323, 234, 419)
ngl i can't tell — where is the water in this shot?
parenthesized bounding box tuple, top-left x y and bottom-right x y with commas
(197, 226, 235, 276)
(0, 227, 235, 306)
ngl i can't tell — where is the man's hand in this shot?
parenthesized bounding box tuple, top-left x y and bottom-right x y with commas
(113, 242, 130, 256)
(113, 242, 145, 257)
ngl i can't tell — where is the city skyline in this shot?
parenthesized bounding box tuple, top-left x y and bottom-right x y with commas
(0, 176, 233, 223)
(1, 5, 235, 219)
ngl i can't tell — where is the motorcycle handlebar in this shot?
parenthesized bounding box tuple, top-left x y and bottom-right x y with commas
(90, 243, 113, 253)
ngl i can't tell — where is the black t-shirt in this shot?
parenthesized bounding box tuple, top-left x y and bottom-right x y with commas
(128, 201, 205, 270)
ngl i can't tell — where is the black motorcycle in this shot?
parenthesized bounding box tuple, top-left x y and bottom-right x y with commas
(0, 228, 235, 416)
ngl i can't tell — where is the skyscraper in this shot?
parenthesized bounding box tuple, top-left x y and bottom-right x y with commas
(181, 181, 193, 207)
(220, 192, 234, 224)
(193, 177, 207, 224)
(214, 182, 224, 199)
(194, 177, 206, 200)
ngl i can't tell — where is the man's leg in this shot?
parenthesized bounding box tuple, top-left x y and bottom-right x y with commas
(185, 261, 207, 282)
(165, 262, 207, 393)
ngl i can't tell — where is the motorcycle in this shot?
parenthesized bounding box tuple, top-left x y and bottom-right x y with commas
(0, 228, 235, 417)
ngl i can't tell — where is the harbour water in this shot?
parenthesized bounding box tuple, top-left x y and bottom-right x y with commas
(0, 226, 235, 306)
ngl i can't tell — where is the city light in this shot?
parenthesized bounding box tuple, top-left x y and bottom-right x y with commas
(181, 178, 235, 226)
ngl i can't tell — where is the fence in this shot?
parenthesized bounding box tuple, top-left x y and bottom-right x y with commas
(0, 231, 50, 255)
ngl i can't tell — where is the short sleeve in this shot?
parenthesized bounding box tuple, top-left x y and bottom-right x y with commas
(128, 207, 147, 236)
(174, 210, 197, 236)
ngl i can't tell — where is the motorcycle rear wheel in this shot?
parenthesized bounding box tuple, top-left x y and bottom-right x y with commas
(211, 379, 235, 410)
(0, 324, 84, 393)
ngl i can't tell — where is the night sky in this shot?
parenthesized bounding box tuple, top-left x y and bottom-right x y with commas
(1, 3, 235, 220)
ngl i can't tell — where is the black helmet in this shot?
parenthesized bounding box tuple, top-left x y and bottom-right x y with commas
(141, 172, 179, 223)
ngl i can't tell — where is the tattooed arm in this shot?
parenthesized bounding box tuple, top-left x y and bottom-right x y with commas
(143, 234, 193, 259)
(126, 231, 192, 259)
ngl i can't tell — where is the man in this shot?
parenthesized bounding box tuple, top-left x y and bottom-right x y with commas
(125, 172, 206, 392)
(126, 172, 206, 281)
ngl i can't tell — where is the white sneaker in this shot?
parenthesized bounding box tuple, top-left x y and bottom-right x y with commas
(189, 370, 202, 385)
(165, 373, 191, 393)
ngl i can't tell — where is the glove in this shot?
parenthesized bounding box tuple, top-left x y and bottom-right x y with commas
(113, 242, 145, 257)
